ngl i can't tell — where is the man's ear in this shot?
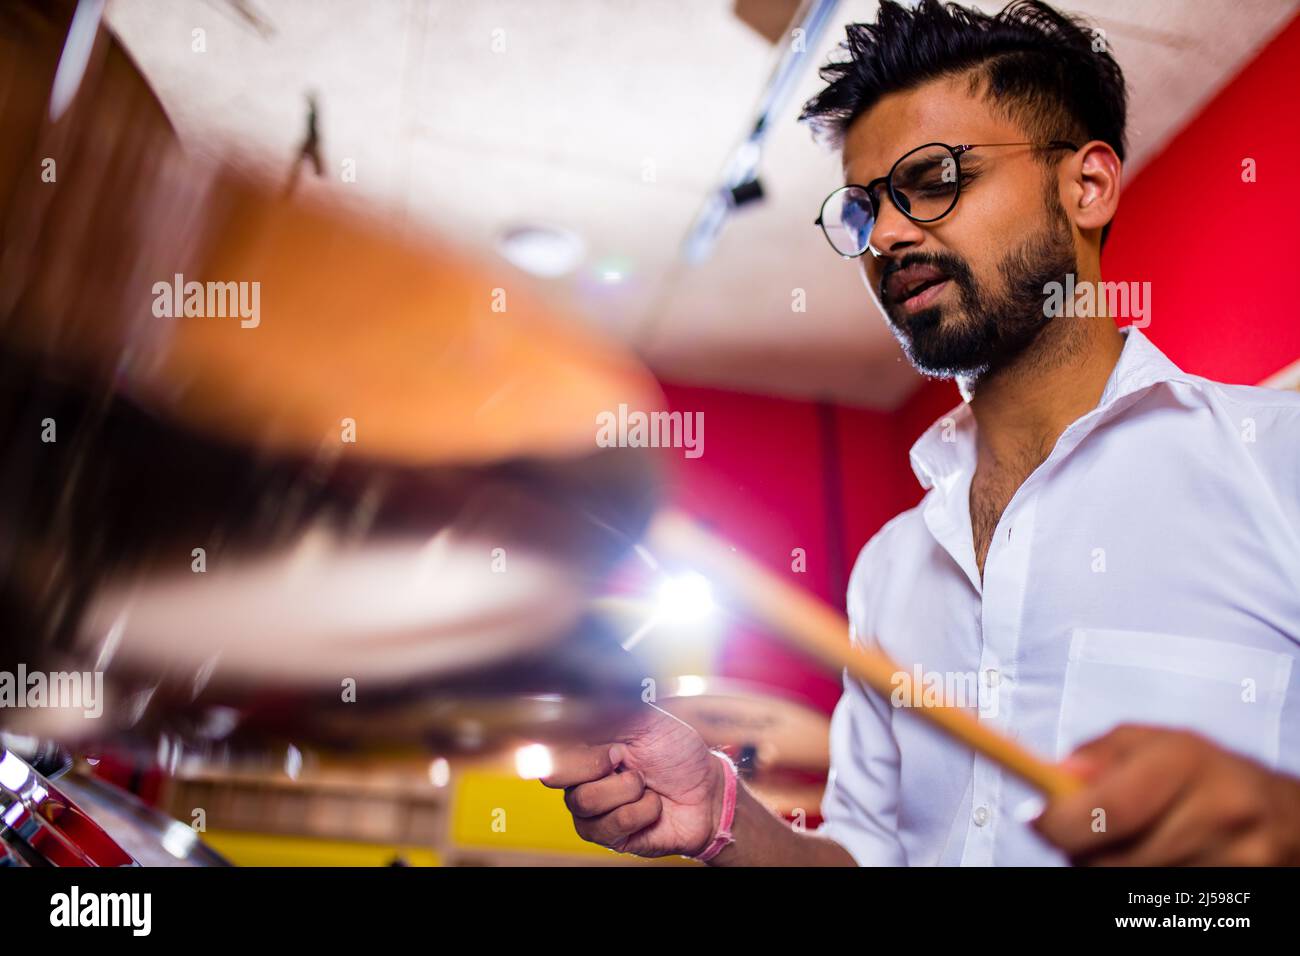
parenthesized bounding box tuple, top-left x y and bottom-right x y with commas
(1066, 140, 1121, 237)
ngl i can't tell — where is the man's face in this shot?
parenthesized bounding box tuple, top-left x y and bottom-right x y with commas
(841, 74, 1078, 379)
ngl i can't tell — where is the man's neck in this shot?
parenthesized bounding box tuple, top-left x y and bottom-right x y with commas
(963, 304, 1125, 472)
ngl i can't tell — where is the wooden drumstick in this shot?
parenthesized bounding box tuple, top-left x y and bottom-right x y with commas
(646, 510, 1082, 799)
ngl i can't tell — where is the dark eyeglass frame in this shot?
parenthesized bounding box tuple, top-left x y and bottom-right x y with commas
(814, 140, 1079, 259)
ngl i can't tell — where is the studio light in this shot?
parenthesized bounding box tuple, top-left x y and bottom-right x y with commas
(655, 572, 716, 625)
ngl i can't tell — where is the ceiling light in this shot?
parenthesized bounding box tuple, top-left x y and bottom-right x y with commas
(496, 223, 586, 278)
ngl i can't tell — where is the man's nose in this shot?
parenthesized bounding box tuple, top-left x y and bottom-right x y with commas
(867, 194, 925, 258)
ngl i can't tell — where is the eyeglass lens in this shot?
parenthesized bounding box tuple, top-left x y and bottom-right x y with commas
(821, 144, 960, 256)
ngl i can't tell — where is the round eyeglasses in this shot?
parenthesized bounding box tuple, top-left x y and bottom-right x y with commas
(814, 140, 1078, 258)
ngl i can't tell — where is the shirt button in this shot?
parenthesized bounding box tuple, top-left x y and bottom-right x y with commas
(973, 806, 990, 827)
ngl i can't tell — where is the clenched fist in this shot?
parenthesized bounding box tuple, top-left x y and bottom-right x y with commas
(540, 703, 725, 858)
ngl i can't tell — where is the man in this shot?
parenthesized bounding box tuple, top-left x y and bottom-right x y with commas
(543, 0, 1300, 865)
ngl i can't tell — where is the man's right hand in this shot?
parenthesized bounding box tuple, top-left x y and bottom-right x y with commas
(541, 703, 724, 858)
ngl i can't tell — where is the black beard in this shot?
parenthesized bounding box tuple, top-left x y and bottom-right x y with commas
(881, 212, 1078, 380)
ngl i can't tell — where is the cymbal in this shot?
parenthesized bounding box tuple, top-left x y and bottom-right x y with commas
(1, 4, 662, 467)
(126, 175, 661, 467)
(105, 614, 643, 759)
(0, 338, 656, 746)
(275, 618, 647, 754)
(657, 677, 831, 773)
(0, 1, 184, 378)
(0, 4, 664, 756)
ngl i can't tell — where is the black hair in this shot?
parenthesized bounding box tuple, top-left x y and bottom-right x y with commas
(799, 0, 1127, 244)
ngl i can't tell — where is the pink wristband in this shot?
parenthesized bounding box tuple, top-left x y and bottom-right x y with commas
(689, 751, 737, 863)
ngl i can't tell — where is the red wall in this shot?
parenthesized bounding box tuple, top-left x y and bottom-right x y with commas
(661, 383, 915, 711)
(1101, 11, 1300, 382)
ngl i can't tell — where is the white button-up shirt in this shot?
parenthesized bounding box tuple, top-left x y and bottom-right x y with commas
(818, 325, 1300, 865)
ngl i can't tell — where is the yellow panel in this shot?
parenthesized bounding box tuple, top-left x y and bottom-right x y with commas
(203, 830, 441, 867)
(451, 770, 616, 858)
(447, 770, 692, 865)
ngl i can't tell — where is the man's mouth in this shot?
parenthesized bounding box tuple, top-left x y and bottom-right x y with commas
(897, 278, 949, 313)
(885, 263, 951, 312)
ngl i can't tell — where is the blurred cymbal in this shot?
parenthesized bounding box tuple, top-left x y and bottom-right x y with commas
(0, 4, 664, 756)
(285, 617, 647, 754)
(1, 2, 662, 467)
(126, 175, 661, 467)
(658, 677, 830, 773)
(0, 0, 183, 377)
(67, 614, 647, 761)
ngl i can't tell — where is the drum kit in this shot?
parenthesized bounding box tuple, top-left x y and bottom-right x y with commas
(0, 0, 1077, 869)
(0, 0, 662, 866)
(0, 751, 229, 867)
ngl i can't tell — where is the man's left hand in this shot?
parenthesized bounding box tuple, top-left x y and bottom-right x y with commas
(1033, 724, 1300, 865)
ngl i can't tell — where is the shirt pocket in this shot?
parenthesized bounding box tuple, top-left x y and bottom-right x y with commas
(1055, 628, 1292, 769)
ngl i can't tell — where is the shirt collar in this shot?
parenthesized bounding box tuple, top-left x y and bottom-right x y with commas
(908, 325, 1194, 492)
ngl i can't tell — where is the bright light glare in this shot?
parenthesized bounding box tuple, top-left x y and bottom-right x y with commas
(656, 572, 715, 624)
(497, 224, 586, 278)
(515, 744, 553, 780)
(161, 820, 199, 859)
(675, 674, 708, 697)
(429, 757, 451, 788)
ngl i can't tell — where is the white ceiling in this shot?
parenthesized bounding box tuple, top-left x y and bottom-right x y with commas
(106, 0, 1299, 408)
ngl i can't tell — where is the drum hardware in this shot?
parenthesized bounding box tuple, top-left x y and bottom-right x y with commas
(0, 746, 136, 866)
(0, 734, 74, 780)
(55, 767, 230, 867)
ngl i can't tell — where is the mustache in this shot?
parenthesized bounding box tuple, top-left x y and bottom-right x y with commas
(879, 251, 973, 305)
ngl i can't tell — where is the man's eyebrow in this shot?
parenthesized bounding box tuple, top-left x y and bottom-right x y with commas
(842, 151, 895, 185)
